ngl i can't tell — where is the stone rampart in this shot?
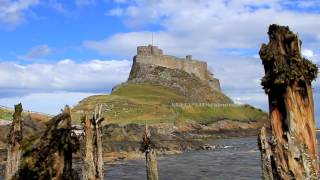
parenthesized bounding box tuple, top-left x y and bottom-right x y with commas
(171, 103, 240, 108)
(134, 45, 221, 91)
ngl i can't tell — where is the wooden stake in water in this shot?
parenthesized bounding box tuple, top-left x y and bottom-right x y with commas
(141, 125, 159, 180)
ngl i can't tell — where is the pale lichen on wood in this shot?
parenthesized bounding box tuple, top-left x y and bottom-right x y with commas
(258, 24, 319, 179)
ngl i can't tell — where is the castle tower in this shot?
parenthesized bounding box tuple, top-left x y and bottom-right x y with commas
(132, 45, 222, 92)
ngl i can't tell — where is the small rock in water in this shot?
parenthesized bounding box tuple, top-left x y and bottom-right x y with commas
(201, 144, 215, 150)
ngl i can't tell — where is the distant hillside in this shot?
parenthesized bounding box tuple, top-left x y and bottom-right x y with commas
(72, 83, 266, 125)
(0, 106, 51, 122)
(0, 106, 12, 121)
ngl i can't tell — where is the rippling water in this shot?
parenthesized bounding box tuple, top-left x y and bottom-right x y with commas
(105, 137, 261, 180)
(105, 134, 320, 180)
(1, 134, 319, 180)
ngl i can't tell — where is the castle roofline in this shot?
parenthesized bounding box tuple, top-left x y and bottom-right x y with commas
(136, 45, 202, 62)
(137, 45, 163, 56)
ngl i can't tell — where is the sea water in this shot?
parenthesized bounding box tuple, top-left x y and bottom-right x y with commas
(105, 134, 320, 180)
(1, 134, 319, 180)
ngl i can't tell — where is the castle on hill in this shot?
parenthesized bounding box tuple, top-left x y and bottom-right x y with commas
(132, 45, 221, 92)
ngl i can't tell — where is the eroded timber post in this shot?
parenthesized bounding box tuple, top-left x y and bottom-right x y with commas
(82, 105, 104, 180)
(11, 105, 80, 180)
(141, 125, 158, 180)
(258, 24, 319, 179)
(5, 103, 23, 180)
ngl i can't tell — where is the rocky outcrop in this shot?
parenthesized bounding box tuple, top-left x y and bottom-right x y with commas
(123, 45, 232, 103)
(101, 117, 268, 161)
(127, 62, 232, 103)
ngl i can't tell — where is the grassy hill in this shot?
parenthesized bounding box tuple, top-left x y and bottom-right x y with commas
(72, 83, 266, 125)
(0, 106, 51, 122)
(0, 107, 13, 120)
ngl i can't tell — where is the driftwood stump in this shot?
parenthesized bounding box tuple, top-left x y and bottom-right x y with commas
(5, 104, 23, 180)
(82, 105, 104, 180)
(141, 125, 159, 180)
(12, 105, 80, 180)
(258, 24, 319, 179)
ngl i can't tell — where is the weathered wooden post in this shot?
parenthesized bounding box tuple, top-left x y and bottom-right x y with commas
(141, 125, 159, 180)
(61, 105, 74, 179)
(5, 103, 23, 180)
(82, 115, 95, 180)
(12, 105, 80, 180)
(258, 24, 319, 179)
(82, 105, 104, 180)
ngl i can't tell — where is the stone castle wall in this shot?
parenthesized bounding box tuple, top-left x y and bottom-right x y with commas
(134, 45, 221, 91)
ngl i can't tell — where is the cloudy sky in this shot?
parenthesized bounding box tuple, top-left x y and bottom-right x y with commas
(0, 0, 319, 124)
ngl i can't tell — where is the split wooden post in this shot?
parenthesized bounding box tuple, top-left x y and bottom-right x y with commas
(141, 125, 159, 180)
(5, 103, 23, 180)
(258, 24, 319, 179)
(257, 126, 274, 180)
(82, 104, 104, 180)
(61, 105, 74, 179)
(11, 105, 80, 180)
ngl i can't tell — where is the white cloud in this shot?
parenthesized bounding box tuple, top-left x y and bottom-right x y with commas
(0, 0, 39, 27)
(302, 49, 315, 59)
(302, 48, 319, 63)
(0, 59, 132, 94)
(84, 31, 195, 58)
(0, 59, 132, 114)
(90, 0, 320, 59)
(0, 92, 99, 114)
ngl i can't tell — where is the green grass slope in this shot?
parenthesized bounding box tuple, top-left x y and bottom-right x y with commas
(174, 105, 265, 125)
(0, 106, 51, 122)
(0, 107, 13, 120)
(72, 83, 267, 125)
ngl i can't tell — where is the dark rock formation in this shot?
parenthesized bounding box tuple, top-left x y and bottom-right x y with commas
(101, 118, 268, 161)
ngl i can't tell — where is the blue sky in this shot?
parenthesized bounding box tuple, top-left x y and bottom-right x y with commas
(0, 0, 319, 124)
